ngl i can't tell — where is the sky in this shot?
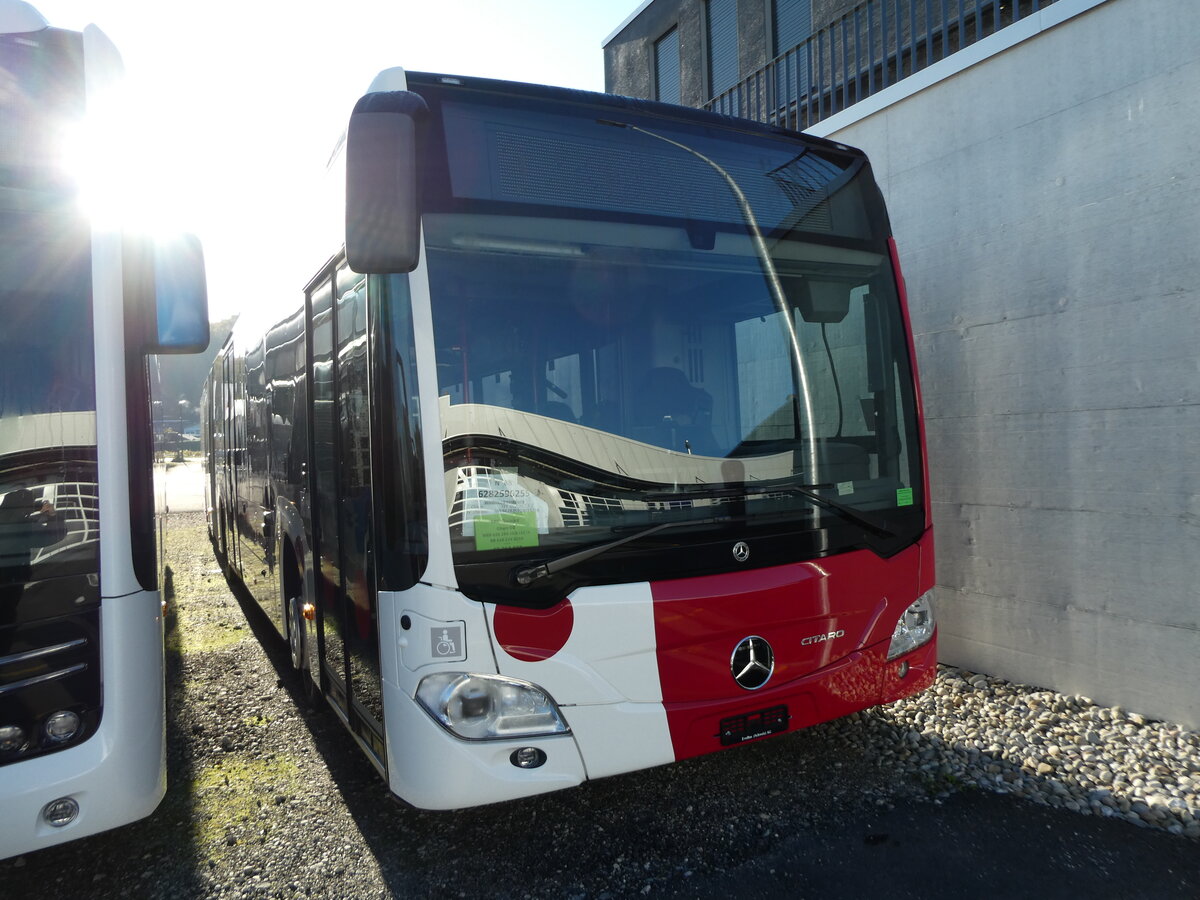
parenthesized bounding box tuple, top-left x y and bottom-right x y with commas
(29, 1, 641, 320)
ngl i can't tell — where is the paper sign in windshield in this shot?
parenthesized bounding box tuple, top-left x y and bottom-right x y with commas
(458, 469, 548, 549)
(474, 511, 540, 551)
(896, 487, 914, 507)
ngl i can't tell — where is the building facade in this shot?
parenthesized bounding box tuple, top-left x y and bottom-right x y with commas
(605, 0, 1060, 130)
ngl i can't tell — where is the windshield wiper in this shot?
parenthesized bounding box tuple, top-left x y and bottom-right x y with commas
(512, 485, 898, 587)
(643, 483, 896, 540)
(513, 516, 722, 586)
(764, 484, 896, 539)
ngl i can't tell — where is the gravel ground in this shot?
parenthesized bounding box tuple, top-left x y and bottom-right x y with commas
(876, 665, 1200, 837)
(1, 508, 1197, 898)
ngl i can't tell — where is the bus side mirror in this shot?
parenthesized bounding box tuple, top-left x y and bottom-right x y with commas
(345, 90, 428, 274)
(147, 233, 209, 354)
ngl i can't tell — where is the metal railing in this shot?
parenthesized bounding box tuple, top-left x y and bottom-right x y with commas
(705, 0, 1059, 129)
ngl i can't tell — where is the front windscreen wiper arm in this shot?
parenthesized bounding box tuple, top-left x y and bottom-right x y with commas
(514, 517, 721, 586)
(513, 485, 898, 587)
(643, 483, 896, 540)
(762, 484, 896, 539)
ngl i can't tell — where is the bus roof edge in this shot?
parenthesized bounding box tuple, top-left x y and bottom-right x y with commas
(0, 0, 49, 34)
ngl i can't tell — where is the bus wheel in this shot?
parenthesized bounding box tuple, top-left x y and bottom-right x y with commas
(288, 594, 317, 703)
(217, 502, 228, 564)
(288, 594, 305, 670)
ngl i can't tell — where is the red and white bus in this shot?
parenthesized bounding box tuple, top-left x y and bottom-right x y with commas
(205, 67, 934, 808)
(0, 1, 207, 857)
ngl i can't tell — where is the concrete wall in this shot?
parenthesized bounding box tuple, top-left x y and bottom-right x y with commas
(810, 0, 1200, 727)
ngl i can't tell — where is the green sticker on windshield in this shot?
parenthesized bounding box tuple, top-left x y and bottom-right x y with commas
(474, 511, 540, 551)
(896, 488, 914, 507)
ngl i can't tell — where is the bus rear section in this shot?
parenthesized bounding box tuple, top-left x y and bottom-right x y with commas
(217, 70, 933, 810)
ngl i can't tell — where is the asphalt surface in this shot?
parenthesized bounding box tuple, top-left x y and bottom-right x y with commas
(0, 459, 1194, 898)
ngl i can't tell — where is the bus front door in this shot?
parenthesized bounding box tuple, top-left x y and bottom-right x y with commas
(307, 266, 385, 767)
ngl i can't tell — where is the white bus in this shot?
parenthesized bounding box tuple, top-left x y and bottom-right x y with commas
(206, 67, 935, 809)
(0, 1, 208, 858)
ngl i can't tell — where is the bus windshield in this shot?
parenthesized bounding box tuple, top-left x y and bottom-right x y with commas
(0, 25, 92, 424)
(0, 26, 84, 192)
(419, 86, 923, 595)
(0, 209, 94, 420)
(0, 28, 97, 589)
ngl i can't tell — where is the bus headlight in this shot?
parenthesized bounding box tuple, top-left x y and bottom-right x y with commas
(416, 673, 569, 741)
(44, 710, 82, 744)
(0, 724, 27, 753)
(887, 591, 935, 660)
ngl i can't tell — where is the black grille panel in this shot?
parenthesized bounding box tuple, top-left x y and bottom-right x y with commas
(0, 593, 101, 764)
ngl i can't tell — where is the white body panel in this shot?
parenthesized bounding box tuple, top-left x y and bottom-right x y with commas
(379, 581, 589, 808)
(0, 0, 46, 32)
(382, 685, 585, 810)
(489, 582, 664, 704)
(0, 591, 165, 858)
(376, 573, 676, 806)
(408, 227, 458, 591)
(83, 24, 137, 600)
(564, 702, 674, 781)
(488, 582, 675, 780)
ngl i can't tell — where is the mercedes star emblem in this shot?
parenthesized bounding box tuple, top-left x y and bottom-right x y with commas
(730, 635, 774, 690)
(732, 541, 750, 563)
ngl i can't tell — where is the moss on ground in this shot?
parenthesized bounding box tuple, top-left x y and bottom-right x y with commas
(166, 605, 248, 655)
(161, 513, 248, 655)
(191, 755, 305, 849)
(157, 512, 320, 860)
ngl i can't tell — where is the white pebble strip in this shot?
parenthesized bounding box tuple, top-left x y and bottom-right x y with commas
(835, 665, 1200, 839)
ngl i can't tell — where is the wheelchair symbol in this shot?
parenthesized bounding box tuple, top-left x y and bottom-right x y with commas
(431, 625, 463, 658)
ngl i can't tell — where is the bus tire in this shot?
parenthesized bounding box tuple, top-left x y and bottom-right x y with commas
(216, 500, 228, 565)
(287, 593, 307, 672)
(283, 540, 317, 704)
(288, 594, 318, 703)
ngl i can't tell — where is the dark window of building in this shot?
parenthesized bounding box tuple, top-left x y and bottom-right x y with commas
(707, 0, 738, 97)
(773, 0, 813, 111)
(773, 0, 813, 56)
(654, 27, 681, 104)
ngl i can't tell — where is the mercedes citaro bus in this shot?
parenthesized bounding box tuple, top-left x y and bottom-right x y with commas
(204, 66, 934, 809)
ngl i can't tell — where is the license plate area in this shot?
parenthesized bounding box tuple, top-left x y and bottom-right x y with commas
(717, 704, 790, 746)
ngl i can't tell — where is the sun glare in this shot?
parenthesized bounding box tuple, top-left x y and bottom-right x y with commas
(60, 83, 188, 235)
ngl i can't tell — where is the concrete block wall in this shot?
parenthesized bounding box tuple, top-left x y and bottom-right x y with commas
(811, 0, 1199, 726)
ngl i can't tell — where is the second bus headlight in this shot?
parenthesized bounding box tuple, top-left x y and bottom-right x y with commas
(415, 673, 569, 741)
(887, 591, 936, 660)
